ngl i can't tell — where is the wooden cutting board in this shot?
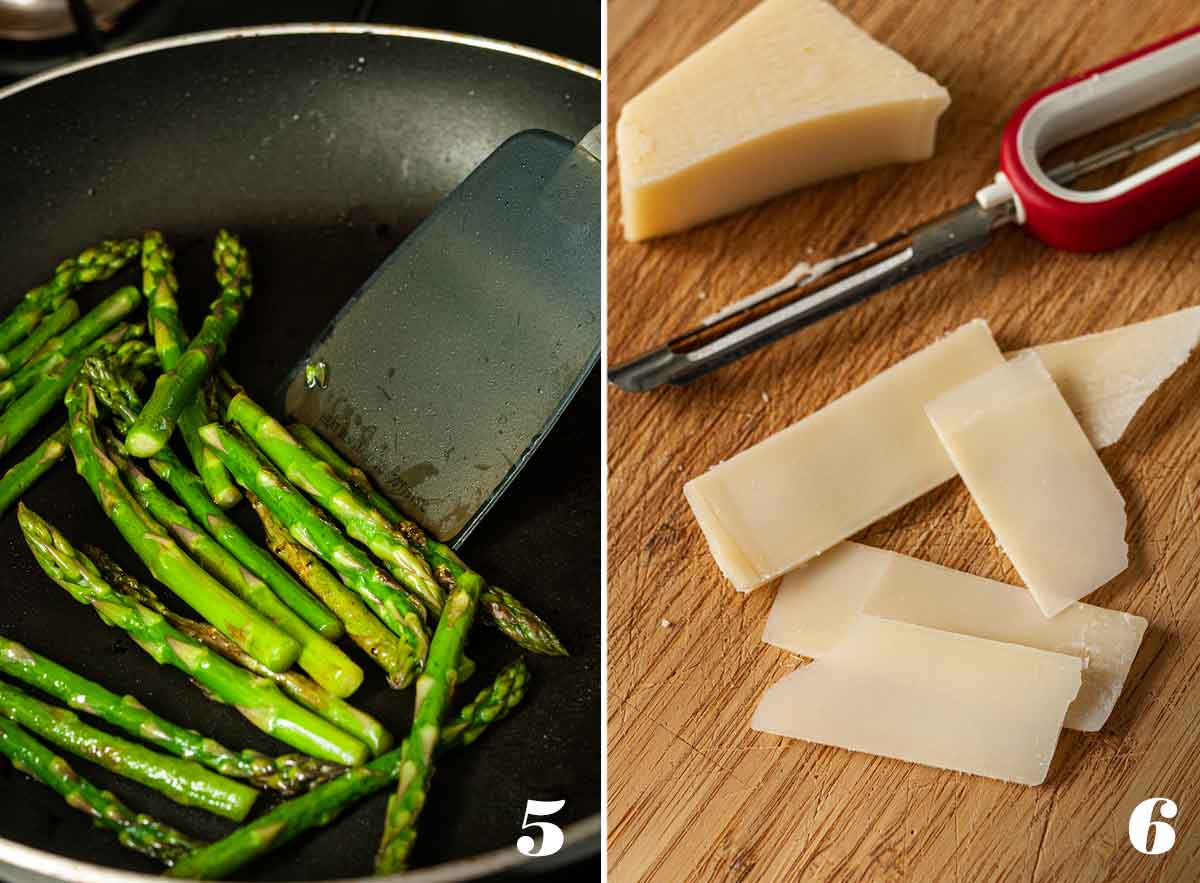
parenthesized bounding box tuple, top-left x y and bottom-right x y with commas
(606, 2, 1200, 881)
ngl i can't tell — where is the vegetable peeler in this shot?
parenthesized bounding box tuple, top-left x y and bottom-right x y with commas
(279, 127, 600, 544)
(610, 26, 1200, 393)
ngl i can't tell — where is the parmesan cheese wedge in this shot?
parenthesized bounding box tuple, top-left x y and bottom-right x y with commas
(1009, 305, 1200, 448)
(763, 542, 1147, 731)
(616, 0, 950, 240)
(925, 353, 1128, 617)
(752, 616, 1081, 785)
(684, 320, 1004, 592)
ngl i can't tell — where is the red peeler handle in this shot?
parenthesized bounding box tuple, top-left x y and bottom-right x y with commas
(998, 26, 1200, 252)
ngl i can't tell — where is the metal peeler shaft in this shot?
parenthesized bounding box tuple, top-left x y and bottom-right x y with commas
(609, 111, 1199, 394)
(608, 201, 1006, 392)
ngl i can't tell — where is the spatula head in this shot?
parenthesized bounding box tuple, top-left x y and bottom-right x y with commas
(279, 129, 600, 544)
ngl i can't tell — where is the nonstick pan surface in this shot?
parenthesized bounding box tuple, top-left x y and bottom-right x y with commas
(0, 25, 600, 882)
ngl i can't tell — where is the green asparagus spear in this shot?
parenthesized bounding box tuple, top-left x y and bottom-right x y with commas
(143, 231, 241, 507)
(473, 583, 566, 658)
(38, 284, 143, 357)
(0, 636, 341, 794)
(249, 492, 413, 688)
(376, 556, 484, 870)
(23, 300, 83, 357)
(167, 658, 529, 880)
(179, 392, 242, 507)
(103, 435, 362, 699)
(0, 283, 144, 410)
(64, 374, 301, 673)
(287, 424, 385, 507)
(0, 424, 68, 515)
(0, 308, 43, 357)
(0, 716, 203, 865)
(199, 423, 429, 686)
(213, 367, 242, 409)
(109, 337, 160, 375)
(0, 681, 257, 821)
(148, 454, 343, 639)
(0, 338, 154, 516)
(0, 338, 156, 517)
(0, 238, 139, 352)
(89, 548, 392, 759)
(142, 231, 185, 368)
(216, 394, 514, 682)
(17, 504, 370, 767)
(0, 299, 79, 378)
(289, 423, 567, 656)
(81, 354, 342, 640)
(0, 323, 147, 458)
(126, 230, 251, 457)
(438, 658, 526, 749)
(227, 395, 441, 612)
(457, 654, 476, 684)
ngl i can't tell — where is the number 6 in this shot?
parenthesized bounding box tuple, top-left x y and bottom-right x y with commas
(1129, 797, 1177, 855)
(517, 799, 566, 857)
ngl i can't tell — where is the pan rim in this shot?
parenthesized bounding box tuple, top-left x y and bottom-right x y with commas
(0, 817, 601, 883)
(0, 22, 599, 104)
(0, 22, 600, 883)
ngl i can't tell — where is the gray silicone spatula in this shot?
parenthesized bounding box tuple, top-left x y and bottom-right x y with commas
(278, 127, 600, 545)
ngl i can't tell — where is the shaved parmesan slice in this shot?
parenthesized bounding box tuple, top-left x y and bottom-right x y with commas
(752, 616, 1080, 785)
(684, 320, 1003, 592)
(925, 354, 1127, 617)
(763, 542, 1146, 730)
(1009, 305, 1200, 448)
(761, 542, 887, 658)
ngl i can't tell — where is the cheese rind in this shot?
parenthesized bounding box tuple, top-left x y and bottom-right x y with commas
(925, 353, 1128, 617)
(684, 320, 1003, 592)
(1009, 305, 1200, 448)
(752, 616, 1081, 785)
(617, 0, 950, 240)
(763, 542, 1146, 730)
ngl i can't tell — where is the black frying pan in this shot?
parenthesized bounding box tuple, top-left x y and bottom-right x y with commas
(0, 25, 599, 883)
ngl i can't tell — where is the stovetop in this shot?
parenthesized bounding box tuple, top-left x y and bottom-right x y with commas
(0, 0, 600, 84)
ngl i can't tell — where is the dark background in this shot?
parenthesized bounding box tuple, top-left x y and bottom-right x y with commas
(0, 2, 601, 881)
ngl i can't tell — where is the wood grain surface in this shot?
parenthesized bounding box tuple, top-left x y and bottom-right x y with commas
(605, 1, 1200, 880)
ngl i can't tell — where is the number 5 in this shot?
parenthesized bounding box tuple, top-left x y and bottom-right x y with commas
(1129, 797, 1177, 855)
(517, 799, 566, 857)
